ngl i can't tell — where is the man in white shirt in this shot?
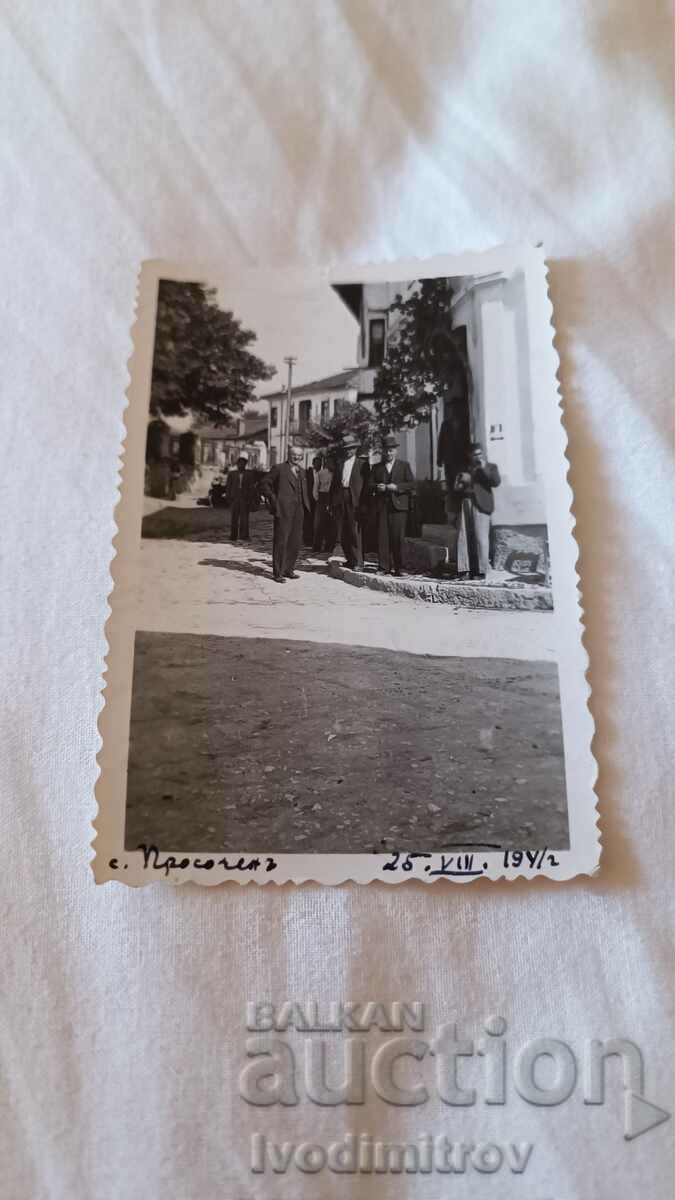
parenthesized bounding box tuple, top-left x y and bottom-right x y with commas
(333, 435, 368, 569)
(312, 455, 334, 551)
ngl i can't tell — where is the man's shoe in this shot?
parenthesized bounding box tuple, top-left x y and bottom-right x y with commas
(272, 574, 286, 584)
(284, 572, 300, 580)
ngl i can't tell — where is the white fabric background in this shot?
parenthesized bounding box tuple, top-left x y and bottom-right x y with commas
(1, 2, 673, 1197)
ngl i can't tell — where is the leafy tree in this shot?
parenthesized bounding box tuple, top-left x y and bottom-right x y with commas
(302, 401, 376, 451)
(149, 280, 275, 421)
(373, 278, 470, 432)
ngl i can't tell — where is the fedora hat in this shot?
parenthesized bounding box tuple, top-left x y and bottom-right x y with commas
(382, 433, 400, 448)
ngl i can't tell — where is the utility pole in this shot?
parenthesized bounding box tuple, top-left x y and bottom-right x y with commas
(282, 356, 297, 461)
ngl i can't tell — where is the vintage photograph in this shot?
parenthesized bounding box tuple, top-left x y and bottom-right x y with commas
(96, 250, 597, 884)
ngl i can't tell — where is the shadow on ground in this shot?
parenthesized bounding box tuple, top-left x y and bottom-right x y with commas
(198, 558, 270, 578)
(142, 504, 275, 545)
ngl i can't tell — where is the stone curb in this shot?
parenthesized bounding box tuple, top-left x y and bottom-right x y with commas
(327, 560, 554, 611)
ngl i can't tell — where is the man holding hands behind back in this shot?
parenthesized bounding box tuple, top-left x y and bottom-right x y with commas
(261, 445, 311, 583)
(370, 433, 416, 576)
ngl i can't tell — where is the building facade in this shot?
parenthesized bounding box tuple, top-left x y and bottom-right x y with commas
(262, 369, 360, 467)
(332, 273, 548, 573)
(168, 415, 268, 472)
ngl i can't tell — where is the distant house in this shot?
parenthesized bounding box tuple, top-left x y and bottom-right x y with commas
(332, 273, 549, 571)
(169, 415, 269, 472)
(261, 369, 360, 467)
(145, 412, 268, 499)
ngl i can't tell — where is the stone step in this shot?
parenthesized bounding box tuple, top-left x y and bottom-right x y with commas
(402, 537, 447, 574)
(327, 559, 553, 611)
(421, 523, 450, 545)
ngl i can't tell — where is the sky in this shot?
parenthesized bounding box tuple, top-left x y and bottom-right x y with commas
(214, 275, 359, 404)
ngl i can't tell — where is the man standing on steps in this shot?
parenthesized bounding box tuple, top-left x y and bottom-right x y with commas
(370, 434, 416, 576)
(261, 444, 311, 583)
(332, 434, 368, 570)
(455, 441, 501, 579)
(225, 452, 256, 542)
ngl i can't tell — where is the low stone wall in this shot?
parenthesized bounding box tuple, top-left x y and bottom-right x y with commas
(328, 560, 553, 611)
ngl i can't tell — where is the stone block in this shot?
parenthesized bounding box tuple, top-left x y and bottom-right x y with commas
(492, 525, 549, 577)
(402, 538, 448, 573)
(421, 523, 450, 546)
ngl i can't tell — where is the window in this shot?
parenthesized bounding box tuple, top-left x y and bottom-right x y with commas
(320, 399, 330, 424)
(368, 318, 386, 367)
(299, 399, 311, 428)
(270, 447, 278, 467)
(290, 403, 296, 422)
(334, 396, 351, 417)
(270, 406, 278, 428)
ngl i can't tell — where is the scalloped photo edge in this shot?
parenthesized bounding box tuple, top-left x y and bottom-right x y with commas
(92, 248, 599, 886)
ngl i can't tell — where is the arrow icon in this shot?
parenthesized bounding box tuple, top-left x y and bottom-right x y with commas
(624, 1090, 671, 1140)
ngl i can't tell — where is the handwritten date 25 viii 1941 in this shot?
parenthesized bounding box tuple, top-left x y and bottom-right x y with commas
(381, 849, 560, 877)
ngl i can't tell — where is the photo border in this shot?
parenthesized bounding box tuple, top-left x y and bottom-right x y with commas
(93, 248, 599, 885)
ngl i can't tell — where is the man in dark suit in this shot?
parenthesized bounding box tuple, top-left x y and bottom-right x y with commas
(260, 445, 311, 583)
(332, 435, 369, 570)
(454, 441, 501, 578)
(225, 453, 257, 541)
(370, 434, 416, 576)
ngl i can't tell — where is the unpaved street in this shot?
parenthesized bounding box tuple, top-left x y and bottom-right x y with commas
(138, 505, 558, 661)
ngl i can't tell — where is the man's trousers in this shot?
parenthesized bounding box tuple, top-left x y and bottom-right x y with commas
(377, 507, 407, 572)
(464, 500, 491, 577)
(339, 490, 363, 568)
(272, 502, 304, 578)
(230, 499, 250, 541)
(313, 494, 332, 550)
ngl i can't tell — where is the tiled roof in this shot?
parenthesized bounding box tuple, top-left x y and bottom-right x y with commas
(192, 417, 267, 440)
(261, 368, 359, 402)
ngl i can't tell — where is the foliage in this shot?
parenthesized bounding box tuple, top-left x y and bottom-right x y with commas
(373, 277, 469, 432)
(302, 401, 377, 450)
(150, 280, 275, 421)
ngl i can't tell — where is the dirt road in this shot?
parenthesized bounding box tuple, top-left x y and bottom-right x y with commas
(125, 633, 568, 853)
(138, 506, 558, 662)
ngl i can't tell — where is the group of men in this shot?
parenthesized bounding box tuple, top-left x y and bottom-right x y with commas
(256, 434, 414, 584)
(226, 430, 500, 586)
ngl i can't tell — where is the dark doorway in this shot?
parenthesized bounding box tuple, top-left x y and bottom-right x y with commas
(438, 325, 471, 483)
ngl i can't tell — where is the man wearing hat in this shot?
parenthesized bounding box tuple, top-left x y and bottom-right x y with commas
(332, 434, 369, 570)
(370, 434, 416, 576)
(225, 452, 256, 542)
